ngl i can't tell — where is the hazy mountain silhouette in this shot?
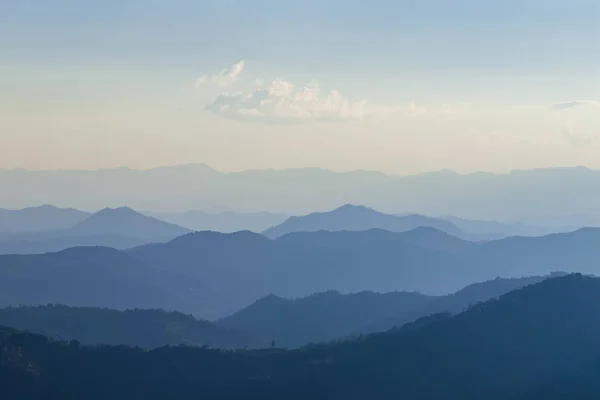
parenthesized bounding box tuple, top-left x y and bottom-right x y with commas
(0, 245, 235, 319)
(522, 213, 600, 230)
(4, 164, 600, 221)
(217, 274, 554, 347)
(129, 229, 471, 316)
(217, 290, 435, 348)
(275, 227, 475, 253)
(2, 226, 600, 320)
(0, 247, 183, 311)
(0, 305, 262, 349)
(263, 204, 475, 239)
(69, 207, 190, 238)
(129, 228, 600, 317)
(0, 235, 156, 255)
(0, 164, 391, 215)
(361, 273, 562, 334)
(466, 228, 600, 279)
(0, 205, 89, 234)
(443, 215, 552, 238)
(0, 207, 191, 255)
(4, 275, 600, 399)
(149, 210, 288, 233)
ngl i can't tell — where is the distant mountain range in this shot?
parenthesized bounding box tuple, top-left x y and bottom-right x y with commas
(4, 164, 600, 221)
(5, 274, 600, 399)
(263, 204, 485, 240)
(1, 203, 588, 257)
(0, 206, 190, 255)
(359, 273, 565, 334)
(68, 207, 190, 239)
(2, 223, 600, 319)
(149, 210, 288, 233)
(217, 274, 556, 347)
(131, 226, 600, 315)
(0, 273, 566, 351)
(0, 205, 89, 234)
(0, 247, 184, 310)
(0, 305, 262, 349)
(217, 290, 434, 348)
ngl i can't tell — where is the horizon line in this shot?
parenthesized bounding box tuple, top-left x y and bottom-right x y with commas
(0, 163, 595, 177)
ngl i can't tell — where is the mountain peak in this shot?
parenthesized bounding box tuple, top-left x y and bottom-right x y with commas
(70, 207, 190, 239)
(333, 204, 374, 213)
(166, 230, 269, 248)
(97, 206, 137, 214)
(263, 205, 467, 240)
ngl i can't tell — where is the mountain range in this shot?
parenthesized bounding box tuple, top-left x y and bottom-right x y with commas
(68, 207, 190, 238)
(131, 226, 600, 316)
(4, 164, 600, 221)
(4, 274, 600, 399)
(263, 204, 484, 240)
(0, 205, 89, 234)
(218, 274, 557, 347)
(0, 305, 262, 349)
(149, 210, 288, 233)
(0, 206, 190, 255)
(1, 224, 599, 319)
(0, 204, 591, 257)
(217, 290, 434, 348)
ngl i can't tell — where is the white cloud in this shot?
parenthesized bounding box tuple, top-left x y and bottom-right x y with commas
(551, 100, 600, 146)
(204, 78, 424, 122)
(195, 60, 245, 88)
(554, 100, 600, 110)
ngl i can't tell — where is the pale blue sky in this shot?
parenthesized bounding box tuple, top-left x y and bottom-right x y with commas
(1, 0, 599, 173)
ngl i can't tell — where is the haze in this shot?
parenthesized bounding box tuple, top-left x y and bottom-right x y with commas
(6, 2, 600, 399)
(2, 0, 600, 174)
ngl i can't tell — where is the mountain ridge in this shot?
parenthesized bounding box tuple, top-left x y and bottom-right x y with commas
(263, 204, 478, 240)
(3, 164, 600, 219)
(217, 274, 555, 347)
(0, 207, 191, 255)
(4, 274, 600, 399)
(0, 304, 263, 349)
(69, 207, 191, 239)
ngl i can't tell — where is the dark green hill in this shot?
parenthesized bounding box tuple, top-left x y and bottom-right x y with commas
(360, 273, 562, 334)
(0, 305, 263, 349)
(3, 275, 600, 399)
(219, 274, 557, 348)
(218, 290, 434, 347)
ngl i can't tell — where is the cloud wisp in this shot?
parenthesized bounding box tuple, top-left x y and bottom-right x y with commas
(554, 100, 600, 110)
(552, 100, 600, 146)
(203, 76, 428, 122)
(195, 60, 245, 88)
(197, 61, 480, 123)
(204, 79, 379, 122)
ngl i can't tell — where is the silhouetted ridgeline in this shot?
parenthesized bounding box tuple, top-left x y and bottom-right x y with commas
(0, 206, 190, 255)
(0, 247, 183, 310)
(0, 205, 89, 234)
(0, 274, 559, 350)
(3, 165, 600, 221)
(148, 210, 288, 233)
(217, 290, 435, 348)
(263, 204, 479, 240)
(68, 207, 190, 239)
(0, 305, 263, 349)
(0, 203, 588, 247)
(1, 227, 600, 319)
(129, 227, 600, 316)
(218, 274, 559, 347)
(2, 275, 600, 399)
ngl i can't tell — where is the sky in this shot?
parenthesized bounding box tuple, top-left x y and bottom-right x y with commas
(1, 0, 599, 174)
